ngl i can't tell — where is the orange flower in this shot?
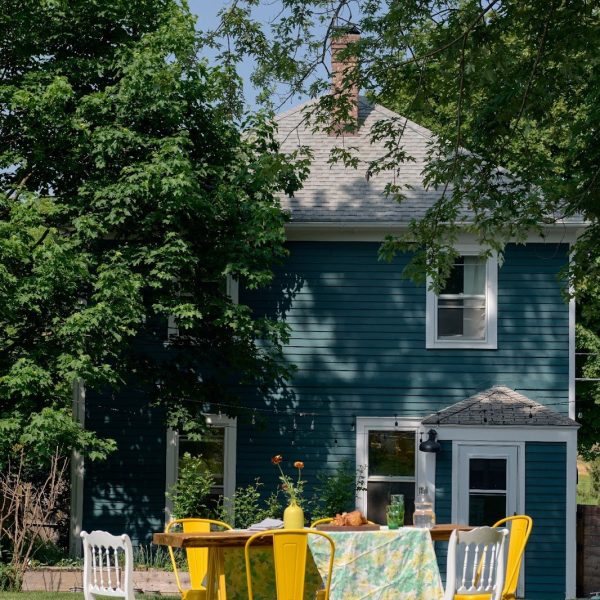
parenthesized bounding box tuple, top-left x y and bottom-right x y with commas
(271, 454, 283, 464)
(294, 461, 304, 469)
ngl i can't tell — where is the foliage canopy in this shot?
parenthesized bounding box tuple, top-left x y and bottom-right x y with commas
(214, 0, 600, 453)
(0, 0, 309, 466)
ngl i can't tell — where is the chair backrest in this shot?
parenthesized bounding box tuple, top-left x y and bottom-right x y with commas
(165, 518, 232, 592)
(80, 530, 135, 600)
(245, 529, 335, 600)
(444, 526, 509, 600)
(492, 515, 533, 598)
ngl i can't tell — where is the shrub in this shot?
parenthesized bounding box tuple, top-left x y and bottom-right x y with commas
(217, 479, 282, 529)
(309, 461, 366, 520)
(167, 453, 215, 519)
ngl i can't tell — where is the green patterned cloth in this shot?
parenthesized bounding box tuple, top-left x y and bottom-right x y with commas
(309, 529, 444, 600)
(222, 529, 443, 600)
(222, 546, 322, 600)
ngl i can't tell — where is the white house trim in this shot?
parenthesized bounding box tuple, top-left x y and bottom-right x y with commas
(355, 417, 435, 514)
(450, 441, 525, 523)
(69, 379, 85, 557)
(285, 223, 583, 243)
(426, 246, 498, 350)
(438, 424, 577, 600)
(568, 245, 576, 421)
(164, 414, 237, 523)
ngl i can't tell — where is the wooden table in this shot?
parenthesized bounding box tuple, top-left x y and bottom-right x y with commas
(152, 523, 470, 549)
(153, 525, 471, 600)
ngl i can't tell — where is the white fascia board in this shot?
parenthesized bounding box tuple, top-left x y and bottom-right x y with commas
(285, 222, 584, 243)
(432, 425, 578, 443)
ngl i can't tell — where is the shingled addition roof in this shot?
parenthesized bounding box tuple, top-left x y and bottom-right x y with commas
(421, 386, 578, 427)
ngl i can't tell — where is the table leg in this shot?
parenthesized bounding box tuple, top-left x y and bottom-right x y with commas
(205, 548, 227, 600)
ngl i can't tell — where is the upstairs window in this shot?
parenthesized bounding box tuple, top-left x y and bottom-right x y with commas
(426, 249, 497, 349)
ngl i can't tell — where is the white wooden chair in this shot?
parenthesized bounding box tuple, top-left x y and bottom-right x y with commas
(443, 526, 509, 600)
(81, 530, 135, 600)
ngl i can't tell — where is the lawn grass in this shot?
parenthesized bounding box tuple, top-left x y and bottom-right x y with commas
(577, 471, 600, 505)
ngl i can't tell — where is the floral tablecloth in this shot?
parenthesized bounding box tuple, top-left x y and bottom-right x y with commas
(221, 528, 443, 600)
(309, 529, 444, 600)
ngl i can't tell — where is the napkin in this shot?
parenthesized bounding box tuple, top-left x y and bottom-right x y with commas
(247, 518, 284, 531)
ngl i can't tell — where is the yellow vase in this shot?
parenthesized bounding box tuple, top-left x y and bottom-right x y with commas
(283, 499, 304, 529)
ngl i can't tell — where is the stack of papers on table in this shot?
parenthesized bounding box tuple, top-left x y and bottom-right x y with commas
(247, 518, 284, 531)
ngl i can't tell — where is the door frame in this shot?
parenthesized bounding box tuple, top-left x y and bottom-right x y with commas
(453, 442, 523, 524)
(355, 417, 434, 516)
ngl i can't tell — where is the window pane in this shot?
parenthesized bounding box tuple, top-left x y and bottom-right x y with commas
(179, 428, 225, 486)
(463, 256, 486, 295)
(437, 255, 487, 342)
(463, 302, 486, 340)
(469, 458, 506, 491)
(438, 303, 464, 337)
(469, 493, 506, 526)
(366, 481, 415, 525)
(368, 431, 415, 477)
(441, 257, 464, 294)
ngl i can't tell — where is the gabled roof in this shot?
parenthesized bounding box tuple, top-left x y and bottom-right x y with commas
(275, 96, 443, 224)
(275, 97, 585, 227)
(421, 385, 578, 427)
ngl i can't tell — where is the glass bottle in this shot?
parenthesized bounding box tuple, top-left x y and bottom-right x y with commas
(413, 487, 435, 528)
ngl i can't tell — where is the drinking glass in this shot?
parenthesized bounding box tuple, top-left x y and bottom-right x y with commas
(386, 502, 405, 529)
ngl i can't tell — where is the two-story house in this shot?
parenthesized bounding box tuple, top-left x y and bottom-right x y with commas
(77, 37, 583, 600)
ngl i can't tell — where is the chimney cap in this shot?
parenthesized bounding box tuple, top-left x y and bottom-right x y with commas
(332, 24, 361, 36)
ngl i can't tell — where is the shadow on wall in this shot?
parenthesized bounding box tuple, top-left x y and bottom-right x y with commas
(83, 386, 167, 544)
(237, 241, 570, 492)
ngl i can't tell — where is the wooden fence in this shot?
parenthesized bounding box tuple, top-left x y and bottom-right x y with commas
(577, 504, 600, 598)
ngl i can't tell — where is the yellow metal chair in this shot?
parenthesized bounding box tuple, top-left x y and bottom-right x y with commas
(165, 518, 232, 600)
(492, 515, 533, 600)
(245, 529, 335, 600)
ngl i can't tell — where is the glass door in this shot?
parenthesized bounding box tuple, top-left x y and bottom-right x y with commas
(365, 430, 416, 524)
(456, 444, 518, 525)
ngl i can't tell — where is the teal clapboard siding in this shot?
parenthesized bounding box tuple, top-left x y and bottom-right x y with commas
(237, 242, 569, 490)
(81, 240, 570, 550)
(525, 442, 567, 599)
(434, 441, 453, 584)
(83, 385, 167, 544)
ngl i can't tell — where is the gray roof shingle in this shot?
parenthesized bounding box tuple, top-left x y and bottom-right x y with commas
(276, 97, 443, 224)
(276, 97, 585, 226)
(421, 385, 578, 427)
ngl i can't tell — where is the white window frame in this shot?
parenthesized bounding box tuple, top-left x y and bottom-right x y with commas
(355, 417, 435, 516)
(426, 246, 498, 349)
(167, 276, 238, 342)
(165, 414, 237, 522)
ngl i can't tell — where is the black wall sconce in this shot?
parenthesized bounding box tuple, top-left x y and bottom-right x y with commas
(419, 429, 441, 453)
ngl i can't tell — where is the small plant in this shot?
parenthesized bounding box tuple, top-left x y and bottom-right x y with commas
(271, 455, 305, 505)
(166, 453, 215, 519)
(216, 479, 282, 529)
(309, 461, 367, 520)
(134, 544, 175, 571)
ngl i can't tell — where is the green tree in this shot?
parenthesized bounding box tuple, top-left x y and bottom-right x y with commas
(0, 0, 309, 467)
(213, 0, 600, 454)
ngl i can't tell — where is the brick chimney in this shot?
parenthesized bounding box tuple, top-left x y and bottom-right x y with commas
(330, 26, 360, 134)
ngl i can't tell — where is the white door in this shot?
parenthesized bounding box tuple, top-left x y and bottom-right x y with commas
(456, 444, 519, 525)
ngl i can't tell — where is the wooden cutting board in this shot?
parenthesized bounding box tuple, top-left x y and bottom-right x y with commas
(314, 524, 381, 531)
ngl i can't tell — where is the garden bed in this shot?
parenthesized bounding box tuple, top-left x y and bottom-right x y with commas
(22, 568, 186, 594)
